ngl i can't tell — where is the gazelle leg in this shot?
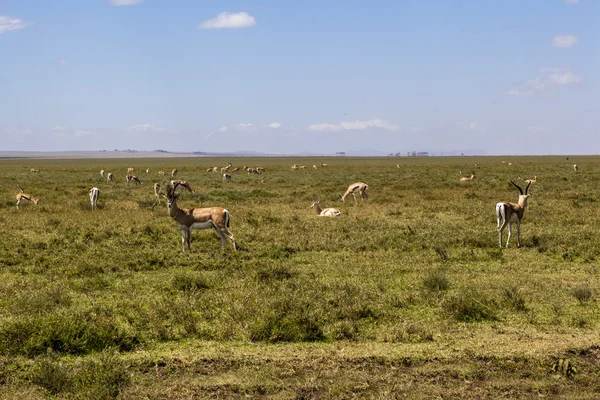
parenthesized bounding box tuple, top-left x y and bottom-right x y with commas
(506, 222, 512, 248)
(516, 220, 521, 248)
(181, 227, 187, 252)
(187, 227, 192, 250)
(497, 219, 508, 248)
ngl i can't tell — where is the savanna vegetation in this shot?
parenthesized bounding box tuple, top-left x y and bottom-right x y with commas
(0, 156, 599, 399)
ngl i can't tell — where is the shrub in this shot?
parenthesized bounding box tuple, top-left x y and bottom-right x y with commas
(443, 287, 498, 322)
(572, 284, 593, 305)
(503, 285, 528, 311)
(423, 270, 451, 293)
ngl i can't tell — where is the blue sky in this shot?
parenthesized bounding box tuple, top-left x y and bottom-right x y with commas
(0, 0, 598, 155)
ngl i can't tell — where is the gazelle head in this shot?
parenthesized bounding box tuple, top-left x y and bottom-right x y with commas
(510, 180, 531, 204)
(310, 200, 321, 209)
(164, 192, 180, 210)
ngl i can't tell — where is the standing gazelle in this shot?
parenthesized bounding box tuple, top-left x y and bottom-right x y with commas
(311, 200, 341, 217)
(341, 182, 368, 203)
(165, 192, 236, 252)
(89, 187, 100, 210)
(496, 181, 532, 248)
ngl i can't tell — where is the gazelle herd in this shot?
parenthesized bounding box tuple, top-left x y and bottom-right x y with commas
(13, 160, 579, 251)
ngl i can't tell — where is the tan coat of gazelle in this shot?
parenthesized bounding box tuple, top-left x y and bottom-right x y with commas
(496, 181, 531, 248)
(341, 182, 368, 203)
(16, 188, 39, 209)
(165, 193, 236, 252)
(460, 172, 476, 182)
(311, 200, 341, 217)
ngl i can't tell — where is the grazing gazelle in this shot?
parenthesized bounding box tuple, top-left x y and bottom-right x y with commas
(126, 175, 142, 185)
(311, 200, 341, 217)
(341, 182, 368, 203)
(165, 192, 236, 252)
(89, 187, 100, 210)
(460, 172, 476, 182)
(496, 181, 532, 248)
(171, 179, 194, 193)
(223, 173, 232, 181)
(16, 187, 39, 209)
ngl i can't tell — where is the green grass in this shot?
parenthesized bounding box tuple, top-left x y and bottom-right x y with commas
(1, 156, 600, 398)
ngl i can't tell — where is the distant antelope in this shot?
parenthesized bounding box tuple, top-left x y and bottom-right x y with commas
(474, 164, 480, 169)
(247, 168, 260, 175)
(320, 163, 328, 168)
(30, 168, 39, 173)
(89, 187, 100, 210)
(460, 172, 476, 182)
(232, 167, 240, 174)
(341, 182, 368, 203)
(574, 164, 578, 172)
(291, 164, 299, 171)
(397, 164, 401, 169)
(298, 165, 306, 170)
(311, 200, 341, 217)
(146, 168, 150, 174)
(126, 175, 142, 185)
(16, 187, 39, 209)
(107, 173, 114, 182)
(100, 170, 105, 178)
(256, 167, 265, 173)
(223, 173, 232, 181)
(171, 168, 178, 177)
(313, 165, 318, 169)
(171, 180, 194, 193)
(127, 167, 135, 174)
(496, 181, 532, 248)
(165, 192, 236, 252)
(525, 175, 537, 184)
(158, 171, 165, 176)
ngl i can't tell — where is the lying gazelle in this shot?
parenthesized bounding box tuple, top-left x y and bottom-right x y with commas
(291, 164, 299, 171)
(165, 192, 236, 252)
(496, 181, 531, 248)
(126, 174, 142, 185)
(89, 187, 100, 210)
(158, 171, 165, 176)
(460, 172, 476, 182)
(16, 188, 39, 209)
(341, 182, 368, 203)
(223, 173, 232, 181)
(311, 200, 341, 217)
(30, 168, 40, 173)
(525, 175, 537, 184)
(107, 173, 114, 182)
(171, 179, 194, 193)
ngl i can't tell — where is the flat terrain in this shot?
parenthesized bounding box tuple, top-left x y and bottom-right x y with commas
(0, 156, 599, 399)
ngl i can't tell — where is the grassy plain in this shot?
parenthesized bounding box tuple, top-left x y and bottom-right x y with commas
(0, 155, 599, 399)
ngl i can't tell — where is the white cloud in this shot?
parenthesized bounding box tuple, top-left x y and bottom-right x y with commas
(126, 124, 165, 132)
(551, 35, 579, 48)
(268, 122, 281, 129)
(564, 0, 579, 4)
(504, 89, 532, 96)
(505, 67, 582, 96)
(109, 0, 144, 6)
(548, 71, 582, 85)
(232, 123, 256, 131)
(218, 126, 228, 132)
(308, 119, 399, 132)
(59, 59, 67, 65)
(198, 12, 256, 29)
(463, 122, 485, 131)
(74, 129, 91, 137)
(0, 16, 32, 33)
